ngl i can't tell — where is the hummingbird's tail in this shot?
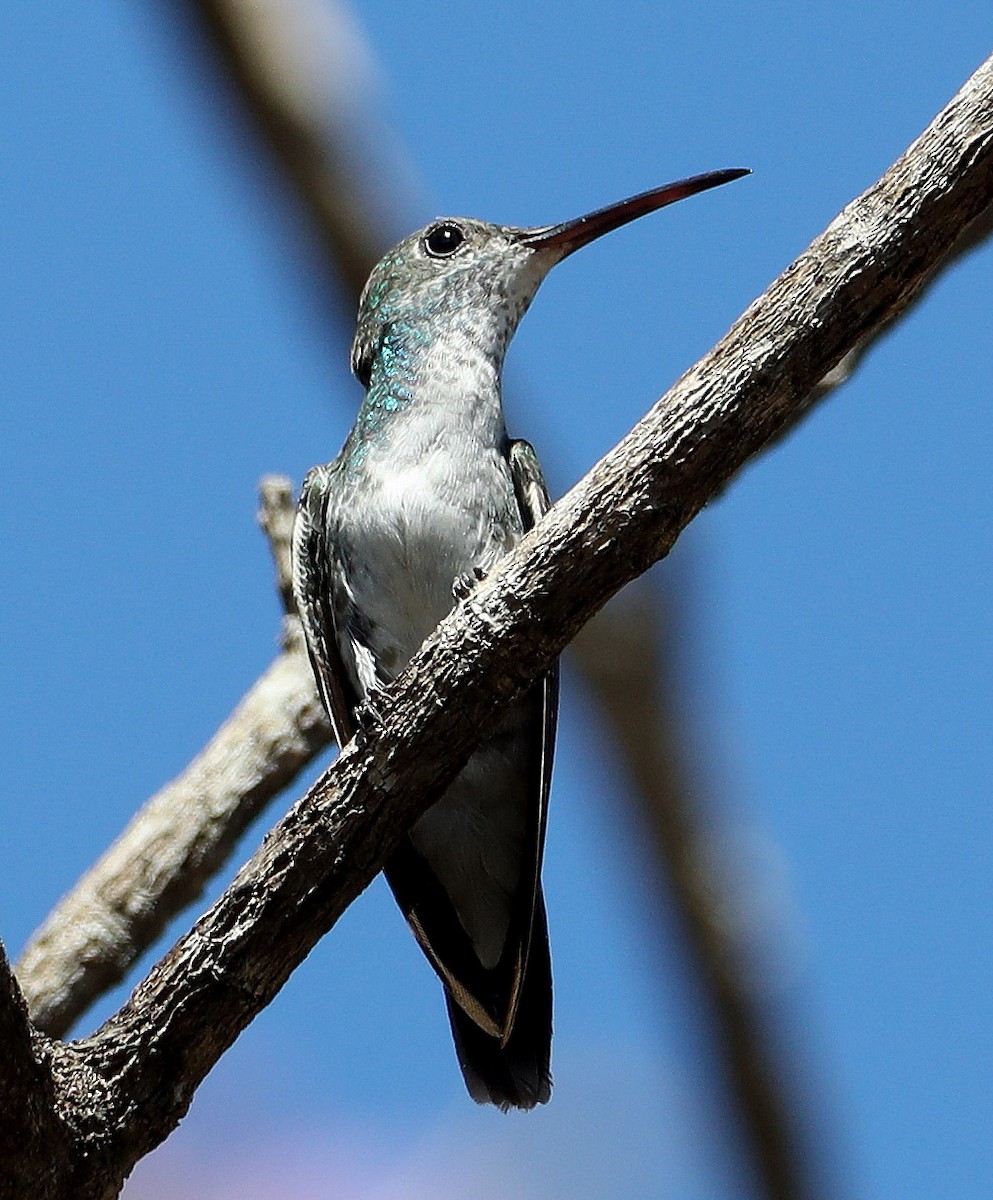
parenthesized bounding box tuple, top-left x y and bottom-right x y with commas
(445, 896, 553, 1111)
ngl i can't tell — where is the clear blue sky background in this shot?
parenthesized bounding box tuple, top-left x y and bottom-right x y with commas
(3, 4, 991, 1199)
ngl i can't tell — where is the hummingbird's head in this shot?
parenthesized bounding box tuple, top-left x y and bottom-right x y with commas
(351, 168, 749, 388)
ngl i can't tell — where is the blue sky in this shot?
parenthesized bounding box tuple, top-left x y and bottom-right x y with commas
(3, 4, 991, 1198)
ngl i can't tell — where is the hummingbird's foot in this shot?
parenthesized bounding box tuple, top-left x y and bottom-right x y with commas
(452, 565, 488, 601)
(353, 685, 387, 744)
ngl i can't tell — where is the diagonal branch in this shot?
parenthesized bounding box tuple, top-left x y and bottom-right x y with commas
(14, 52, 990, 1199)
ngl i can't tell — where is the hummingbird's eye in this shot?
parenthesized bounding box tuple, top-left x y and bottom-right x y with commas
(423, 223, 466, 258)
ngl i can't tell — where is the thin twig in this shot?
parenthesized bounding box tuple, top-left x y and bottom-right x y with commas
(257, 473, 299, 615)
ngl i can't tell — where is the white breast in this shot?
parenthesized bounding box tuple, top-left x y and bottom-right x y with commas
(339, 440, 520, 687)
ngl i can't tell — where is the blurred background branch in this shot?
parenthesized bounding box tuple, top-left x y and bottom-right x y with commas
(179, 0, 390, 302)
(574, 582, 826, 1200)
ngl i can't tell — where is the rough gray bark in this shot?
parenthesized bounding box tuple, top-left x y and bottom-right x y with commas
(3, 51, 992, 1200)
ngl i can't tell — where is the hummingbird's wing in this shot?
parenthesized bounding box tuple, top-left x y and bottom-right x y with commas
(384, 439, 557, 1109)
(507, 437, 559, 849)
(505, 436, 558, 1000)
(292, 464, 358, 750)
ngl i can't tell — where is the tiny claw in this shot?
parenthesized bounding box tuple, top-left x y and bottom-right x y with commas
(452, 565, 488, 601)
(354, 685, 386, 740)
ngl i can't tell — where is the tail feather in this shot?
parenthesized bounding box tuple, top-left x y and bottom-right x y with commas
(446, 898, 553, 1111)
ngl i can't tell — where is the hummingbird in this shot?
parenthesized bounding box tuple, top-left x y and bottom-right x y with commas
(292, 167, 748, 1110)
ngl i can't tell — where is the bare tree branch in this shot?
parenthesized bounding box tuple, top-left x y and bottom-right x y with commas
(16, 587, 330, 1044)
(4, 52, 990, 1199)
(808, 190, 993, 401)
(15, 644, 329, 1039)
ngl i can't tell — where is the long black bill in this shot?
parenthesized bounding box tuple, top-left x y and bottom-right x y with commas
(521, 168, 749, 255)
